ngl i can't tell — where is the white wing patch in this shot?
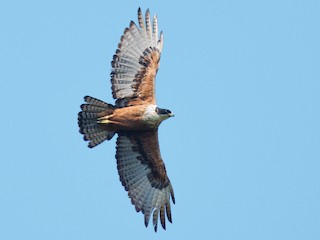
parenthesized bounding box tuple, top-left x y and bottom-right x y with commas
(111, 8, 163, 100)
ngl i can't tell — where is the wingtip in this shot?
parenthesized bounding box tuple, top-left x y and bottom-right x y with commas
(84, 95, 90, 102)
(129, 21, 135, 28)
(170, 184, 175, 204)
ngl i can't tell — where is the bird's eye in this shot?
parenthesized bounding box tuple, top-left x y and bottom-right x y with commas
(166, 110, 172, 114)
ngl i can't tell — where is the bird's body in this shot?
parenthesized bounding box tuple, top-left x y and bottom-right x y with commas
(78, 8, 175, 232)
(97, 104, 170, 131)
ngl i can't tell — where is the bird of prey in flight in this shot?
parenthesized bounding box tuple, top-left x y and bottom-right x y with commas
(78, 8, 175, 232)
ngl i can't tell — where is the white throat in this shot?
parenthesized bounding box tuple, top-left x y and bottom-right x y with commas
(143, 105, 166, 127)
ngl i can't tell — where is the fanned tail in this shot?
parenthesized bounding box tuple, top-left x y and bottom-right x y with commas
(78, 96, 115, 148)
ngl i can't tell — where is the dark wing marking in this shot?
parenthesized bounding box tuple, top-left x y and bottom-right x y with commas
(111, 8, 163, 106)
(116, 130, 175, 231)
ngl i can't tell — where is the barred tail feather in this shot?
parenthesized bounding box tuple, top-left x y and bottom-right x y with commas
(78, 96, 115, 148)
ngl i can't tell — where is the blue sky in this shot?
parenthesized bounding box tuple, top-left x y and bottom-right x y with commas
(1, 0, 319, 239)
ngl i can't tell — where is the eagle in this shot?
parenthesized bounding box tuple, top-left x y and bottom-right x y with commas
(78, 8, 175, 232)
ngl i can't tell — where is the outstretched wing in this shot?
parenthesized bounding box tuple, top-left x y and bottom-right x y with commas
(116, 130, 175, 232)
(111, 8, 163, 106)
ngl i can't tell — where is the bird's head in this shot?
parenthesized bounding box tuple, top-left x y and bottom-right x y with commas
(156, 107, 174, 119)
(143, 105, 174, 127)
